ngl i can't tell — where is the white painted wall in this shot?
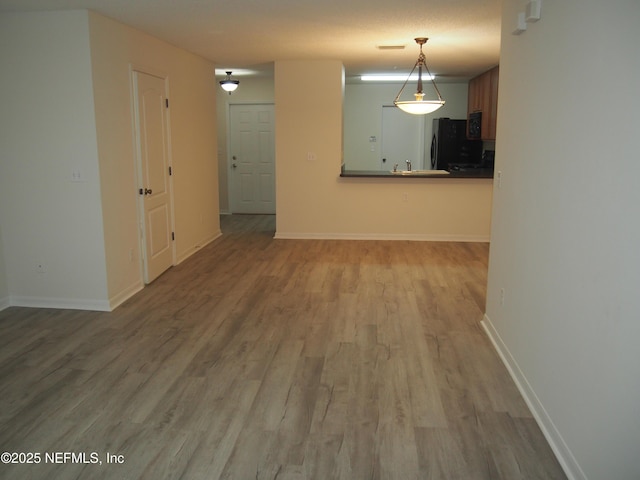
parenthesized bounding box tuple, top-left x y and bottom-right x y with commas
(0, 10, 220, 311)
(274, 60, 493, 241)
(344, 82, 470, 170)
(0, 10, 109, 310)
(484, 1, 640, 479)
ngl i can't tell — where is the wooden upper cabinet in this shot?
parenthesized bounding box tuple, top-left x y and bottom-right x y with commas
(467, 66, 499, 140)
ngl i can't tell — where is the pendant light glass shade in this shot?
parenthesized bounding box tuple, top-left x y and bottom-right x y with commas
(393, 38, 445, 115)
(395, 98, 446, 115)
(219, 71, 239, 94)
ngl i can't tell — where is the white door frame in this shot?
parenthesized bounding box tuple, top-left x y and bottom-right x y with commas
(130, 65, 176, 283)
(227, 102, 276, 214)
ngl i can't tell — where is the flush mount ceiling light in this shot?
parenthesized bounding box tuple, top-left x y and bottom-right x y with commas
(393, 38, 445, 115)
(219, 71, 239, 94)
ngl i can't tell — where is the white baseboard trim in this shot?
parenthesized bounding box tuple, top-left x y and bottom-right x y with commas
(176, 230, 222, 265)
(481, 314, 586, 480)
(109, 280, 144, 311)
(274, 231, 490, 242)
(9, 295, 111, 312)
(0, 296, 10, 312)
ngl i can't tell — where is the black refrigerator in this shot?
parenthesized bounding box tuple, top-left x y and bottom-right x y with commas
(430, 118, 482, 170)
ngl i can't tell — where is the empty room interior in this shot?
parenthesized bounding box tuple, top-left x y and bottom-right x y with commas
(0, 1, 639, 479)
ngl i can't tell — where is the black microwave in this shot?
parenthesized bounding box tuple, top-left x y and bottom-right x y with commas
(468, 111, 482, 139)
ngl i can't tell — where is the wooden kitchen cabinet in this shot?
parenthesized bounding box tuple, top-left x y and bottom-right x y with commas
(467, 72, 489, 114)
(467, 66, 499, 140)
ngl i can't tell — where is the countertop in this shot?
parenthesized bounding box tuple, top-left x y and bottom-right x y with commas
(340, 167, 494, 179)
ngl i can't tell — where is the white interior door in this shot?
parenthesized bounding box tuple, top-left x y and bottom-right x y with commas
(380, 106, 426, 171)
(133, 71, 174, 283)
(229, 104, 275, 214)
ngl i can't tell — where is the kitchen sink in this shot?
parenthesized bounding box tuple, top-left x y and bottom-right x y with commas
(390, 169, 450, 175)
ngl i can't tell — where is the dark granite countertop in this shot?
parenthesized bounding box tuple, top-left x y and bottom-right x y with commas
(339, 168, 494, 179)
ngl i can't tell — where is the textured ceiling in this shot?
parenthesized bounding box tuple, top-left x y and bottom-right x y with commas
(0, 0, 502, 81)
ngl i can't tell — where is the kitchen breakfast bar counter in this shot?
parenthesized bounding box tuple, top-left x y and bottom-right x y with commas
(339, 168, 494, 179)
(332, 166, 494, 241)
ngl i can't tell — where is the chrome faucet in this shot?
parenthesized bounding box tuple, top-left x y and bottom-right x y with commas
(406, 160, 412, 171)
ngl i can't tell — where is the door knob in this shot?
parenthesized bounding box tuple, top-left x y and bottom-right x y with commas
(144, 188, 152, 195)
(232, 163, 237, 168)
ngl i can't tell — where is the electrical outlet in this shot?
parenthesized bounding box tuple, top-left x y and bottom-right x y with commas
(36, 263, 46, 274)
(306, 152, 317, 161)
(500, 288, 505, 306)
(402, 192, 409, 202)
(497, 171, 502, 188)
(129, 249, 134, 263)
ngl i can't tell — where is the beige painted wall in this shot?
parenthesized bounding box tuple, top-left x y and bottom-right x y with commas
(217, 76, 482, 221)
(275, 60, 493, 241)
(274, 60, 343, 236)
(89, 12, 220, 307)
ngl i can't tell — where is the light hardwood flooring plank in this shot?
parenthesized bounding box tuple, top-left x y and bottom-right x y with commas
(0, 214, 566, 480)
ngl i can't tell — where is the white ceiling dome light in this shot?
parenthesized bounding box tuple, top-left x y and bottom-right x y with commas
(219, 71, 239, 94)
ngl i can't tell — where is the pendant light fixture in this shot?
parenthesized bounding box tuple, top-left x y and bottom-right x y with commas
(393, 38, 445, 115)
(219, 71, 239, 94)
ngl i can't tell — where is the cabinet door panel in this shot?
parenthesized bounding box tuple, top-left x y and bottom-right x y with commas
(467, 66, 499, 141)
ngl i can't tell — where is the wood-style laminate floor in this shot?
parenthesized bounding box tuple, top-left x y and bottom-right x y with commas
(0, 215, 566, 479)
